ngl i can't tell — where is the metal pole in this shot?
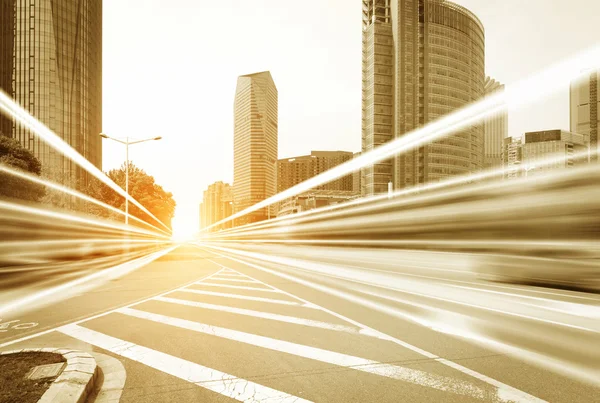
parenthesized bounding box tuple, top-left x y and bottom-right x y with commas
(125, 137, 129, 225)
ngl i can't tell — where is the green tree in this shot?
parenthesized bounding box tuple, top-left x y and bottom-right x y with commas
(86, 162, 176, 230)
(0, 135, 45, 202)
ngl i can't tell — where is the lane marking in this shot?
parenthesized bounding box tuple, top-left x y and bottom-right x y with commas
(194, 282, 281, 293)
(207, 277, 261, 283)
(155, 296, 362, 334)
(213, 273, 247, 278)
(118, 307, 495, 400)
(58, 324, 309, 403)
(200, 246, 546, 403)
(0, 261, 224, 349)
(179, 288, 310, 307)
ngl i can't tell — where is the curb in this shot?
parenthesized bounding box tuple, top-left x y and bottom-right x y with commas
(0, 348, 98, 403)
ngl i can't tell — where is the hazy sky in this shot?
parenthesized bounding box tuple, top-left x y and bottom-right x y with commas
(101, 0, 600, 237)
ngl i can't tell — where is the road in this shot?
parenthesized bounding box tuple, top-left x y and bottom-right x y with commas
(1, 244, 599, 402)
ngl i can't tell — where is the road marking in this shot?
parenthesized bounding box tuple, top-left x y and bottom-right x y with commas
(213, 272, 246, 278)
(207, 277, 261, 283)
(0, 262, 224, 349)
(194, 281, 281, 293)
(118, 307, 496, 399)
(155, 296, 362, 334)
(58, 324, 310, 403)
(179, 288, 310, 307)
(200, 245, 546, 403)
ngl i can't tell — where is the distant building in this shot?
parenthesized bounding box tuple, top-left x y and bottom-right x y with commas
(200, 182, 233, 232)
(522, 130, 589, 175)
(484, 78, 508, 169)
(0, 0, 103, 187)
(352, 152, 362, 196)
(570, 69, 599, 162)
(277, 151, 354, 193)
(233, 71, 278, 225)
(502, 137, 523, 178)
(361, 0, 485, 195)
(503, 130, 589, 178)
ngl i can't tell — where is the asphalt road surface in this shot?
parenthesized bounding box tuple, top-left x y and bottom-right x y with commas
(1, 244, 598, 402)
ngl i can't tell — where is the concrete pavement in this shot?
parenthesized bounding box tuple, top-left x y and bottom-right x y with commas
(2, 244, 599, 402)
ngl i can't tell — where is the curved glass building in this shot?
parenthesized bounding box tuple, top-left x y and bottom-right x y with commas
(362, 0, 485, 195)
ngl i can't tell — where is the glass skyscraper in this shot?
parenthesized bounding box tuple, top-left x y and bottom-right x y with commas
(0, 0, 102, 187)
(233, 71, 278, 225)
(361, 0, 485, 195)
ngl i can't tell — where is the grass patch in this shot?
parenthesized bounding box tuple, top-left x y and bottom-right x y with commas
(0, 352, 65, 403)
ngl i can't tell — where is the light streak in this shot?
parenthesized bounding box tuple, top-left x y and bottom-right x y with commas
(0, 164, 171, 237)
(0, 199, 163, 238)
(207, 44, 600, 230)
(208, 147, 595, 240)
(0, 90, 171, 233)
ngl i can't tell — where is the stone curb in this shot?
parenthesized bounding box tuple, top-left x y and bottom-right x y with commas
(1, 348, 98, 403)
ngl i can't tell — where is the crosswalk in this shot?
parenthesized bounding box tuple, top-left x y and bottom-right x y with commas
(54, 261, 535, 402)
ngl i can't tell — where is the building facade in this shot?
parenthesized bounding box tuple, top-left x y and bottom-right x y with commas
(484, 77, 508, 169)
(503, 130, 589, 178)
(361, 0, 485, 195)
(0, 0, 103, 186)
(277, 150, 354, 193)
(233, 71, 278, 225)
(502, 137, 522, 178)
(199, 181, 233, 232)
(522, 130, 589, 175)
(570, 69, 599, 162)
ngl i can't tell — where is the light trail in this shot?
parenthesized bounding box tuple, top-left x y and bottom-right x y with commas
(0, 164, 171, 237)
(0, 245, 176, 318)
(0, 90, 171, 234)
(206, 45, 600, 231)
(207, 147, 595, 240)
(0, 199, 164, 239)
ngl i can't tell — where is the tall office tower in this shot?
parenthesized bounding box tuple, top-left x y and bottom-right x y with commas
(233, 71, 278, 225)
(0, 0, 102, 187)
(570, 69, 599, 162)
(361, 0, 485, 195)
(277, 150, 354, 193)
(199, 181, 233, 232)
(484, 77, 508, 169)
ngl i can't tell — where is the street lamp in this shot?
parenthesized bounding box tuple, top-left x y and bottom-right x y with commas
(99, 133, 162, 225)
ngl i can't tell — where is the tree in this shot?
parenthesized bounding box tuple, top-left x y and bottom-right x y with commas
(86, 162, 176, 230)
(0, 135, 45, 202)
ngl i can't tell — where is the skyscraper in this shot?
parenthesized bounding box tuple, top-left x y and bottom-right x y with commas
(570, 69, 598, 162)
(484, 77, 508, 169)
(0, 0, 102, 187)
(233, 71, 278, 225)
(361, 0, 485, 196)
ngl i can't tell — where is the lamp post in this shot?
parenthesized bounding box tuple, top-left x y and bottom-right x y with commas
(99, 133, 162, 225)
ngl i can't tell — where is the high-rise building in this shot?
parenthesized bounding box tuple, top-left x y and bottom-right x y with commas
(277, 150, 354, 193)
(0, 0, 103, 186)
(361, 0, 485, 196)
(233, 71, 278, 225)
(570, 69, 599, 162)
(484, 77, 508, 169)
(199, 181, 233, 232)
